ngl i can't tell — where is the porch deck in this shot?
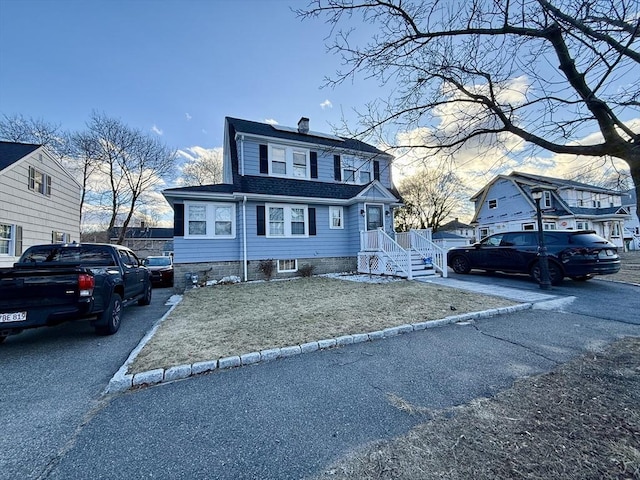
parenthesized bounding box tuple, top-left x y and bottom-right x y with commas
(358, 228, 448, 280)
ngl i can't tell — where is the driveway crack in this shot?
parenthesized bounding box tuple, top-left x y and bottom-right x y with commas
(470, 324, 560, 364)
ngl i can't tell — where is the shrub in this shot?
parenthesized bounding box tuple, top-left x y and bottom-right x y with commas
(258, 259, 275, 281)
(298, 264, 315, 278)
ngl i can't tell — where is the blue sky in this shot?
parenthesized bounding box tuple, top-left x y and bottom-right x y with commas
(0, 0, 381, 151)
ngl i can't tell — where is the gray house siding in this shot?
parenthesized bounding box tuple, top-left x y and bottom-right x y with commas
(475, 178, 535, 228)
(0, 146, 81, 267)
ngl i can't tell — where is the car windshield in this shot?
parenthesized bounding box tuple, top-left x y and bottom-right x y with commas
(570, 232, 611, 246)
(144, 257, 172, 266)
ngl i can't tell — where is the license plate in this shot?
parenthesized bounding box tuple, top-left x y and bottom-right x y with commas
(0, 311, 27, 323)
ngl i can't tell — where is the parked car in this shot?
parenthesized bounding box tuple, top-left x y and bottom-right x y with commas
(0, 243, 152, 343)
(447, 230, 621, 285)
(143, 256, 174, 287)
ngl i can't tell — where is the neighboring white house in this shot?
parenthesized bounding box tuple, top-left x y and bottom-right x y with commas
(470, 172, 631, 248)
(622, 188, 640, 251)
(0, 141, 81, 267)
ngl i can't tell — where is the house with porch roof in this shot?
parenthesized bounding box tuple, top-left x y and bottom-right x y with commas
(163, 117, 446, 290)
(470, 172, 631, 247)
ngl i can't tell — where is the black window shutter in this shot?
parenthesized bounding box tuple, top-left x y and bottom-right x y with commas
(373, 160, 380, 181)
(308, 208, 316, 236)
(259, 144, 268, 174)
(333, 155, 341, 181)
(174, 203, 184, 236)
(310, 152, 318, 178)
(257, 205, 266, 236)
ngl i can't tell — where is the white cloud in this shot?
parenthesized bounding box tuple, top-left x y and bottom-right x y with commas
(151, 125, 163, 136)
(320, 99, 333, 110)
(185, 113, 192, 121)
(264, 118, 279, 125)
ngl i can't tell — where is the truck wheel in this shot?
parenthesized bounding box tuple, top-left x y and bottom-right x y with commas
(138, 283, 152, 306)
(95, 294, 123, 336)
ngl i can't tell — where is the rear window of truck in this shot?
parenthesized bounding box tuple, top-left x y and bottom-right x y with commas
(19, 246, 117, 266)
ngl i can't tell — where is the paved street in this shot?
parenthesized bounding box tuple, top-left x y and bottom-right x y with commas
(1, 278, 638, 480)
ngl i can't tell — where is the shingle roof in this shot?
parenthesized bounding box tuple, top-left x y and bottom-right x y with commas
(511, 171, 620, 194)
(0, 141, 41, 172)
(226, 117, 389, 157)
(110, 227, 174, 239)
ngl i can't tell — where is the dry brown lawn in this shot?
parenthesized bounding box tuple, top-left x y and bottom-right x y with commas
(605, 250, 640, 284)
(128, 277, 515, 374)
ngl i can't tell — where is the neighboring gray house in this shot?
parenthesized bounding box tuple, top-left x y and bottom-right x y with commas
(109, 226, 174, 258)
(470, 172, 631, 248)
(0, 141, 81, 267)
(163, 117, 448, 289)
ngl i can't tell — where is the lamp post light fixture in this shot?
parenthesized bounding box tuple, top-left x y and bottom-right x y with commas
(530, 186, 552, 290)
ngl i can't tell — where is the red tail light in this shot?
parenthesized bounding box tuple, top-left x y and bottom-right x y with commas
(78, 273, 95, 297)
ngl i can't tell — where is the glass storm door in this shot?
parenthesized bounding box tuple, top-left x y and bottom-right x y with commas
(366, 205, 383, 231)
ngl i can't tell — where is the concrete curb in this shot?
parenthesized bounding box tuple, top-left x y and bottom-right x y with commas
(105, 301, 534, 393)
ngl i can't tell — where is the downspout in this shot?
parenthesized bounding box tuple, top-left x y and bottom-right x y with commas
(243, 195, 248, 282)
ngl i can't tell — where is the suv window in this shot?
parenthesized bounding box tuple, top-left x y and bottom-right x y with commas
(482, 234, 503, 247)
(569, 232, 610, 245)
(543, 233, 565, 245)
(501, 232, 536, 247)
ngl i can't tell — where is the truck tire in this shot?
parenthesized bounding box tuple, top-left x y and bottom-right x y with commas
(95, 294, 123, 336)
(138, 283, 152, 306)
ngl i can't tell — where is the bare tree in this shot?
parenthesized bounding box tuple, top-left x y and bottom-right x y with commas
(395, 166, 468, 231)
(0, 113, 71, 160)
(179, 147, 223, 186)
(298, 0, 640, 220)
(79, 112, 177, 244)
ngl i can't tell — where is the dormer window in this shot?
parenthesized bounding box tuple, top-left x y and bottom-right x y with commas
(270, 146, 287, 175)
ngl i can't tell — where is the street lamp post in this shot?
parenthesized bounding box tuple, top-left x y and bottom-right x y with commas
(531, 187, 552, 290)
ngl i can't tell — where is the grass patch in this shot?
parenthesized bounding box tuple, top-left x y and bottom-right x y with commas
(128, 277, 515, 373)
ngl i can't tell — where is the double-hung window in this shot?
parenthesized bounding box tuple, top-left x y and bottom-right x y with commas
(185, 202, 235, 239)
(266, 204, 308, 238)
(0, 224, 12, 255)
(268, 144, 309, 179)
(329, 206, 343, 229)
(341, 157, 371, 184)
(29, 166, 51, 196)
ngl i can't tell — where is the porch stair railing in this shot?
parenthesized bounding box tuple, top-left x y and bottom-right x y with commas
(358, 228, 448, 279)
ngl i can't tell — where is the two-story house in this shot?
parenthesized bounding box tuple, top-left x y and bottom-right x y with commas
(0, 141, 81, 267)
(163, 117, 408, 289)
(470, 172, 631, 247)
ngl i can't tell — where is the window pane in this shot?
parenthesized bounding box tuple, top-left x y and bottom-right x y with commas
(272, 148, 285, 162)
(291, 208, 304, 222)
(215, 207, 231, 222)
(189, 221, 207, 235)
(215, 222, 232, 235)
(269, 207, 285, 236)
(331, 208, 342, 228)
(293, 165, 306, 178)
(360, 171, 371, 183)
(189, 205, 206, 221)
(344, 169, 355, 183)
(291, 222, 305, 235)
(272, 161, 286, 175)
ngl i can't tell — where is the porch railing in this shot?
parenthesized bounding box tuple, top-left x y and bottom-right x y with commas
(410, 230, 448, 277)
(360, 229, 412, 279)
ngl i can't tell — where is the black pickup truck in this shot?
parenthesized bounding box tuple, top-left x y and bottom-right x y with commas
(0, 243, 152, 343)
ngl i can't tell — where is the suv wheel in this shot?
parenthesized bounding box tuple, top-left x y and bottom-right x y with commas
(451, 256, 471, 274)
(530, 261, 563, 286)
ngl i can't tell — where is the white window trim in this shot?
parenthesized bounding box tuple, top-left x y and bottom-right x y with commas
(341, 156, 371, 185)
(543, 222, 556, 230)
(329, 206, 344, 229)
(184, 201, 236, 239)
(268, 144, 310, 180)
(543, 191, 552, 208)
(277, 259, 298, 273)
(266, 203, 309, 238)
(0, 224, 14, 256)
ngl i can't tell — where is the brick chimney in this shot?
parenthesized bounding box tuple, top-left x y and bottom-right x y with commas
(297, 117, 309, 134)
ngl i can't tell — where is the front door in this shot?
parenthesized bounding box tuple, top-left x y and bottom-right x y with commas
(366, 204, 384, 231)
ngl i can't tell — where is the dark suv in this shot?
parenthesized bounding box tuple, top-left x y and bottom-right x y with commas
(447, 230, 620, 285)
